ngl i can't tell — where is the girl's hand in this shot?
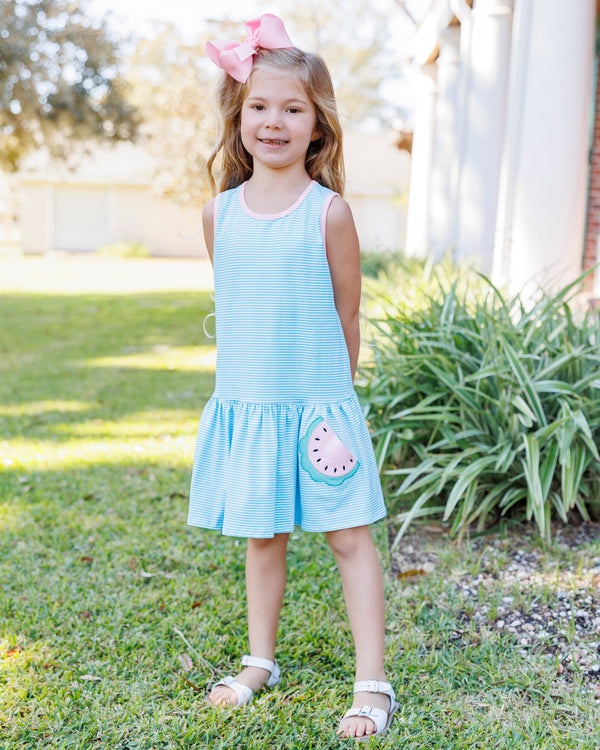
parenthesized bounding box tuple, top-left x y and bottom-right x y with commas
(325, 197, 361, 380)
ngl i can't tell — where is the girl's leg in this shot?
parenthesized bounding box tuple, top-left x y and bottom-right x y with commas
(325, 525, 390, 739)
(209, 532, 289, 706)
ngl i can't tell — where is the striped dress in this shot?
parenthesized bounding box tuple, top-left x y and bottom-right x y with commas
(188, 180, 386, 538)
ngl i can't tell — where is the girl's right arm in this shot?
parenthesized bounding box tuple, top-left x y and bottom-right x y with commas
(202, 198, 216, 264)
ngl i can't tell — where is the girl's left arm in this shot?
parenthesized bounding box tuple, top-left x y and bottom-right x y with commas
(325, 196, 361, 381)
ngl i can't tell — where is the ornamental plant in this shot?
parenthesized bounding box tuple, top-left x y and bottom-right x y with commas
(359, 264, 600, 544)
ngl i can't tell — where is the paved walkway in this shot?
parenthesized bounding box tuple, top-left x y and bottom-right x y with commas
(0, 253, 214, 294)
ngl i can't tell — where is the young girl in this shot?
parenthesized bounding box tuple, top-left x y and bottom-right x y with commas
(188, 14, 398, 740)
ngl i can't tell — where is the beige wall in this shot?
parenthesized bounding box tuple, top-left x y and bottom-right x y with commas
(20, 183, 52, 254)
(18, 180, 206, 257)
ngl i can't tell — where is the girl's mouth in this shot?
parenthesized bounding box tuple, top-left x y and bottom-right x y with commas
(260, 139, 288, 145)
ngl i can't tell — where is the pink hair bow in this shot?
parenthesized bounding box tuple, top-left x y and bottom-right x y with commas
(206, 14, 293, 84)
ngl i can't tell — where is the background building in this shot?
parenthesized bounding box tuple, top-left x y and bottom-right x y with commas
(14, 132, 409, 258)
(404, 0, 600, 298)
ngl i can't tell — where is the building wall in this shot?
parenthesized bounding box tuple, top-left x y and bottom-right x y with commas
(18, 180, 205, 258)
(16, 133, 409, 258)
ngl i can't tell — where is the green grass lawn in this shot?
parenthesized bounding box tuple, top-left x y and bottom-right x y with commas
(1, 287, 600, 749)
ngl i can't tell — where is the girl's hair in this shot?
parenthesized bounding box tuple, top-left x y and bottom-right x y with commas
(206, 48, 345, 196)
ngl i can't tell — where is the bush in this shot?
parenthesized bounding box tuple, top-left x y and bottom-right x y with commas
(359, 266, 600, 544)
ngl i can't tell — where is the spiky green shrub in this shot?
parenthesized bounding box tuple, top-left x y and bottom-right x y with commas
(359, 268, 600, 544)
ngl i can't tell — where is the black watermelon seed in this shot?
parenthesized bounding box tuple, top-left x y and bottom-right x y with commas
(334, 468, 337, 473)
(316, 458, 321, 462)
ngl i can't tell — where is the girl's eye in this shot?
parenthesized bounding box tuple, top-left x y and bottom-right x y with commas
(287, 108, 300, 114)
(252, 104, 265, 111)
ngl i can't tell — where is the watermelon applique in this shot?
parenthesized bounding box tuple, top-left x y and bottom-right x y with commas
(299, 417, 359, 486)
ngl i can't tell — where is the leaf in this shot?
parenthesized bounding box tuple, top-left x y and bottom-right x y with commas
(374, 428, 393, 472)
(396, 569, 426, 579)
(512, 395, 536, 427)
(501, 338, 547, 427)
(393, 499, 446, 546)
(443, 455, 497, 520)
(181, 674, 204, 693)
(572, 411, 600, 461)
(520, 434, 547, 538)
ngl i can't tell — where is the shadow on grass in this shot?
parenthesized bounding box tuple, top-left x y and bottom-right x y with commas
(0, 291, 216, 444)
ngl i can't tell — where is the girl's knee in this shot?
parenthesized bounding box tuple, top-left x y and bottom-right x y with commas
(325, 525, 372, 559)
(247, 533, 289, 554)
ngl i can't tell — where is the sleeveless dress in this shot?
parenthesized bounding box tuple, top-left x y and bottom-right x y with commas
(188, 180, 386, 538)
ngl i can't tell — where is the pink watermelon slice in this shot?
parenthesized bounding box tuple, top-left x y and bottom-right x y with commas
(299, 417, 359, 486)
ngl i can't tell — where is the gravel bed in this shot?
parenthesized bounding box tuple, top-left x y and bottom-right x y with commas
(391, 522, 600, 697)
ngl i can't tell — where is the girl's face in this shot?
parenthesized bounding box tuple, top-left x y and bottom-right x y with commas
(240, 68, 319, 177)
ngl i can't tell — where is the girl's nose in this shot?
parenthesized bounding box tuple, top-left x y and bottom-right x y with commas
(265, 111, 282, 129)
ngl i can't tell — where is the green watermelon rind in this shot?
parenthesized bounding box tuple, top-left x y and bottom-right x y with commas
(299, 417, 360, 486)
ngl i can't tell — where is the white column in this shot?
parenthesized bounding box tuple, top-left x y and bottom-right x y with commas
(452, 0, 514, 269)
(495, 0, 596, 297)
(429, 26, 461, 260)
(405, 64, 437, 258)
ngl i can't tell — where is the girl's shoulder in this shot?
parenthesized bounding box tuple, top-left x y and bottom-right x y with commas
(203, 185, 243, 257)
(202, 198, 216, 227)
(204, 184, 243, 219)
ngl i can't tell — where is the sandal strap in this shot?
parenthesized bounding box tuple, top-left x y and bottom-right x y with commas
(353, 679, 395, 702)
(241, 654, 281, 687)
(339, 706, 389, 735)
(212, 675, 253, 705)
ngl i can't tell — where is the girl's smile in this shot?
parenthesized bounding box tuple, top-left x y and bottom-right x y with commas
(241, 69, 319, 173)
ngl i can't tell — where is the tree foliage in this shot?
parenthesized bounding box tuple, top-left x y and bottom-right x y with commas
(272, 0, 402, 127)
(0, 0, 138, 171)
(126, 25, 214, 206)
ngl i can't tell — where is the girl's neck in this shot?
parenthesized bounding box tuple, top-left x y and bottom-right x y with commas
(244, 167, 313, 215)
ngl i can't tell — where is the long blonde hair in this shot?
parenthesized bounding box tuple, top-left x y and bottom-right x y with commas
(206, 48, 345, 196)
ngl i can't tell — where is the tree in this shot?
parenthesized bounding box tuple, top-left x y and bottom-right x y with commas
(0, 0, 138, 171)
(126, 25, 214, 207)
(269, 0, 405, 127)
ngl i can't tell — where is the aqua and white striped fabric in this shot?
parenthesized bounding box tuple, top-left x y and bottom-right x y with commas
(188, 180, 386, 538)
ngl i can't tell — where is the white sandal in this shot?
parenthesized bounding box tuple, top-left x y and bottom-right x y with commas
(209, 654, 281, 706)
(338, 679, 399, 739)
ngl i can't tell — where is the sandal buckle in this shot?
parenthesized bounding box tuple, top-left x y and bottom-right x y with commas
(364, 679, 380, 693)
(357, 705, 373, 717)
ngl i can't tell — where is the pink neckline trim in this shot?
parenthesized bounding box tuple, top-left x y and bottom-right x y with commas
(239, 180, 317, 219)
